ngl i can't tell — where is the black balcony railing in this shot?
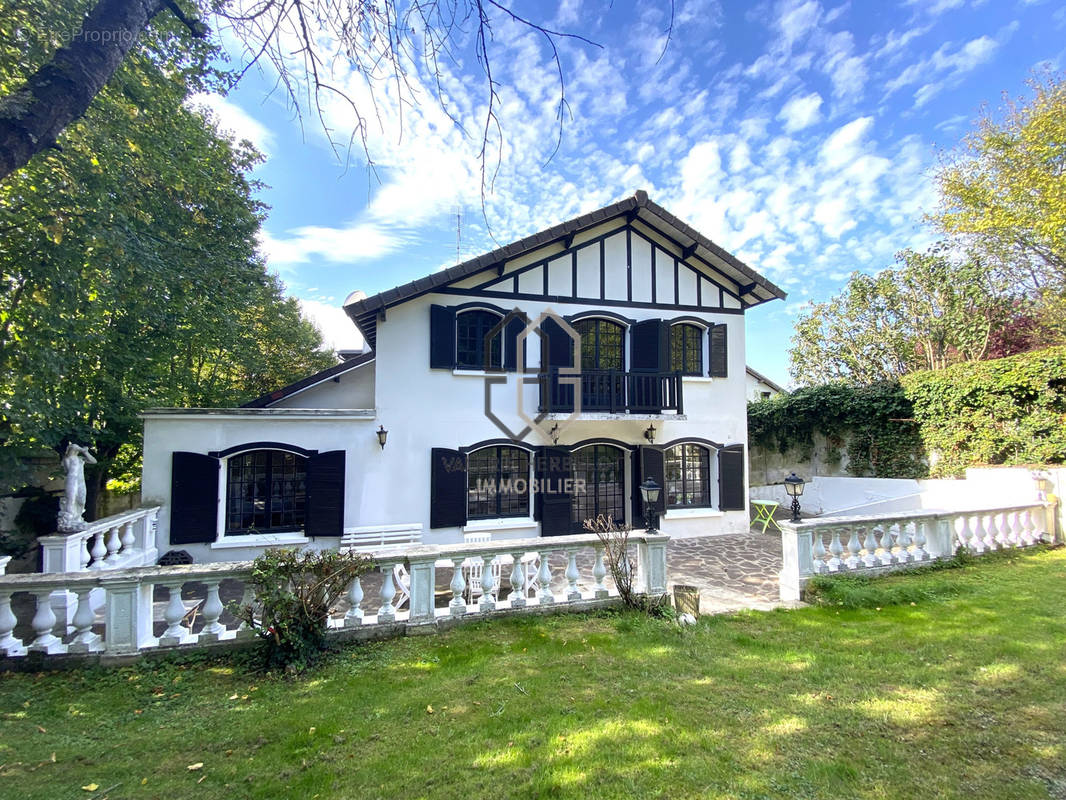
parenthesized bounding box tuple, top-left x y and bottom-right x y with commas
(538, 369, 684, 415)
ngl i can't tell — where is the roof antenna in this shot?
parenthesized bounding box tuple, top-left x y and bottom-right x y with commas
(455, 205, 462, 264)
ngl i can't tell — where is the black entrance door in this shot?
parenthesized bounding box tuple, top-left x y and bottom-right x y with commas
(574, 319, 625, 411)
(570, 445, 626, 532)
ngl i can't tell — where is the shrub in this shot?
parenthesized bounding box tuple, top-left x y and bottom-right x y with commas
(582, 514, 668, 614)
(237, 548, 374, 672)
(1, 488, 60, 558)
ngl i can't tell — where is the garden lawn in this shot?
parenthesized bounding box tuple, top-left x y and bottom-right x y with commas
(2, 548, 1065, 800)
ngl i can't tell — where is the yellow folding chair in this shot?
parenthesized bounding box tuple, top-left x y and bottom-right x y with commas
(750, 500, 782, 533)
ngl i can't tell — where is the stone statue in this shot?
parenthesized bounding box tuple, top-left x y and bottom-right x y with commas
(57, 443, 97, 532)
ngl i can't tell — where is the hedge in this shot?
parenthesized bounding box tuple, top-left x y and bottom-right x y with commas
(902, 345, 1066, 476)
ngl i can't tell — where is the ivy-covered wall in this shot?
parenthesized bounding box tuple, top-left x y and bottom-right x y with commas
(749, 346, 1066, 484)
(748, 383, 927, 484)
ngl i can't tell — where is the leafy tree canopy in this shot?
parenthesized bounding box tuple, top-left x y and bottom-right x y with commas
(789, 245, 1012, 386)
(0, 1, 336, 513)
(931, 74, 1066, 291)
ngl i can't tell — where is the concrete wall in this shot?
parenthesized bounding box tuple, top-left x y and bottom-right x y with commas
(749, 430, 853, 487)
(752, 467, 1061, 525)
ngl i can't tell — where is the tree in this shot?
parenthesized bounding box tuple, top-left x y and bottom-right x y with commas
(0, 6, 335, 516)
(789, 246, 1012, 386)
(931, 74, 1066, 291)
(0, 0, 599, 185)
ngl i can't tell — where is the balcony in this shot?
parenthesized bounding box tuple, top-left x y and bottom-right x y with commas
(538, 369, 684, 415)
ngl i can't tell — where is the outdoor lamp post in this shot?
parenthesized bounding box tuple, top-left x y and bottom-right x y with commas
(639, 478, 661, 532)
(784, 472, 805, 522)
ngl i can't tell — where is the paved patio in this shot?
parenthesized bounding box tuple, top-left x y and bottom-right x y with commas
(666, 532, 782, 613)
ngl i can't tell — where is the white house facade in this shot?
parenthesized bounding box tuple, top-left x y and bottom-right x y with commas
(745, 366, 787, 402)
(140, 191, 786, 562)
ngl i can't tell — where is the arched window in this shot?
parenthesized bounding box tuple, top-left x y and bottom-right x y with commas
(664, 444, 712, 508)
(456, 309, 503, 369)
(467, 446, 531, 519)
(570, 445, 626, 529)
(574, 318, 625, 370)
(670, 323, 703, 376)
(226, 450, 307, 533)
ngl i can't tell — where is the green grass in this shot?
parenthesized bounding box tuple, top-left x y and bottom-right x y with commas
(2, 548, 1065, 800)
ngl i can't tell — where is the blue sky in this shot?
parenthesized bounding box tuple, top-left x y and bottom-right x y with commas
(192, 0, 1065, 387)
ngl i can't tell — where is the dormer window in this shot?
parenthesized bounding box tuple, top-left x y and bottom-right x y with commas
(456, 309, 503, 370)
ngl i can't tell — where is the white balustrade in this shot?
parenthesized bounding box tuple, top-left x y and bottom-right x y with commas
(39, 507, 162, 576)
(0, 532, 669, 663)
(780, 501, 1055, 603)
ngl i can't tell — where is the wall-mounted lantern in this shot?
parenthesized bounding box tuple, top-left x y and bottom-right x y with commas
(376, 425, 388, 449)
(784, 472, 805, 522)
(643, 423, 657, 444)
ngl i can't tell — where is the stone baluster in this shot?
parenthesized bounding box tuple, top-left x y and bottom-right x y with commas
(537, 551, 555, 604)
(984, 513, 1000, 551)
(592, 546, 609, 598)
(1007, 510, 1022, 547)
(29, 590, 64, 654)
(79, 534, 92, 570)
(508, 553, 527, 608)
(120, 521, 136, 554)
(893, 521, 910, 564)
(344, 576, 364, 625)
(861, 526, 878, 571)
(236, 583, 257, 638)
(878, 523, 896, 567)
(89, 531, 107, 568)
(0, 591, 25, 656)
(378, 564, 397, 623)
(845, 526, 862, 570)
(449, 558, 467, 616)
(478, 556, 496, 612)
(159, 582, 190, 645)
(810, 530, 827, 573)
(912, 519, 928, 561)
(956, 514, 973, 553)
(104, 526, 122, 561)
(68, 588, 102, 653)
(199, 580, 226, 641)
(827, 528, 844, 572)
(564, 550, 581, 602)
(970, 514, 987, 554)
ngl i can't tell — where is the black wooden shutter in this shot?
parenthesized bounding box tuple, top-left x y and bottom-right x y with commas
(638, 446, 666, 516)
(631, 319, 668, 412)
(708, 323, 728, 377)
(170, 451, 219, 544)
(430, 448, 467, 528)
(536, 447, 573, 536)
(540, 318, 574, 412)
(306, 450, 345, 537)
(504, 314, 526, 372)
(630, 319, 665, 371)
(630, 448, 643, 522)
(429, 304, 456, 369)
(718, 446, 745, 510)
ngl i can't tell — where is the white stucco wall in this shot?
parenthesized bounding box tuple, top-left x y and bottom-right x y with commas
(270, 360, 375, 409)
(142, 217, 762, 560)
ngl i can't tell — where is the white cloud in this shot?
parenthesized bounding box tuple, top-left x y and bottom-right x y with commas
(187, 92, 274, 157)
(778, 92, 824, 131)
(298, 299, 365, 352)
(259, 222, 406, 267)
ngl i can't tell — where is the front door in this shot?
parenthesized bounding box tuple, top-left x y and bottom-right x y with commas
(574, 319, 625, 411)
(570, 445, 626, 532)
